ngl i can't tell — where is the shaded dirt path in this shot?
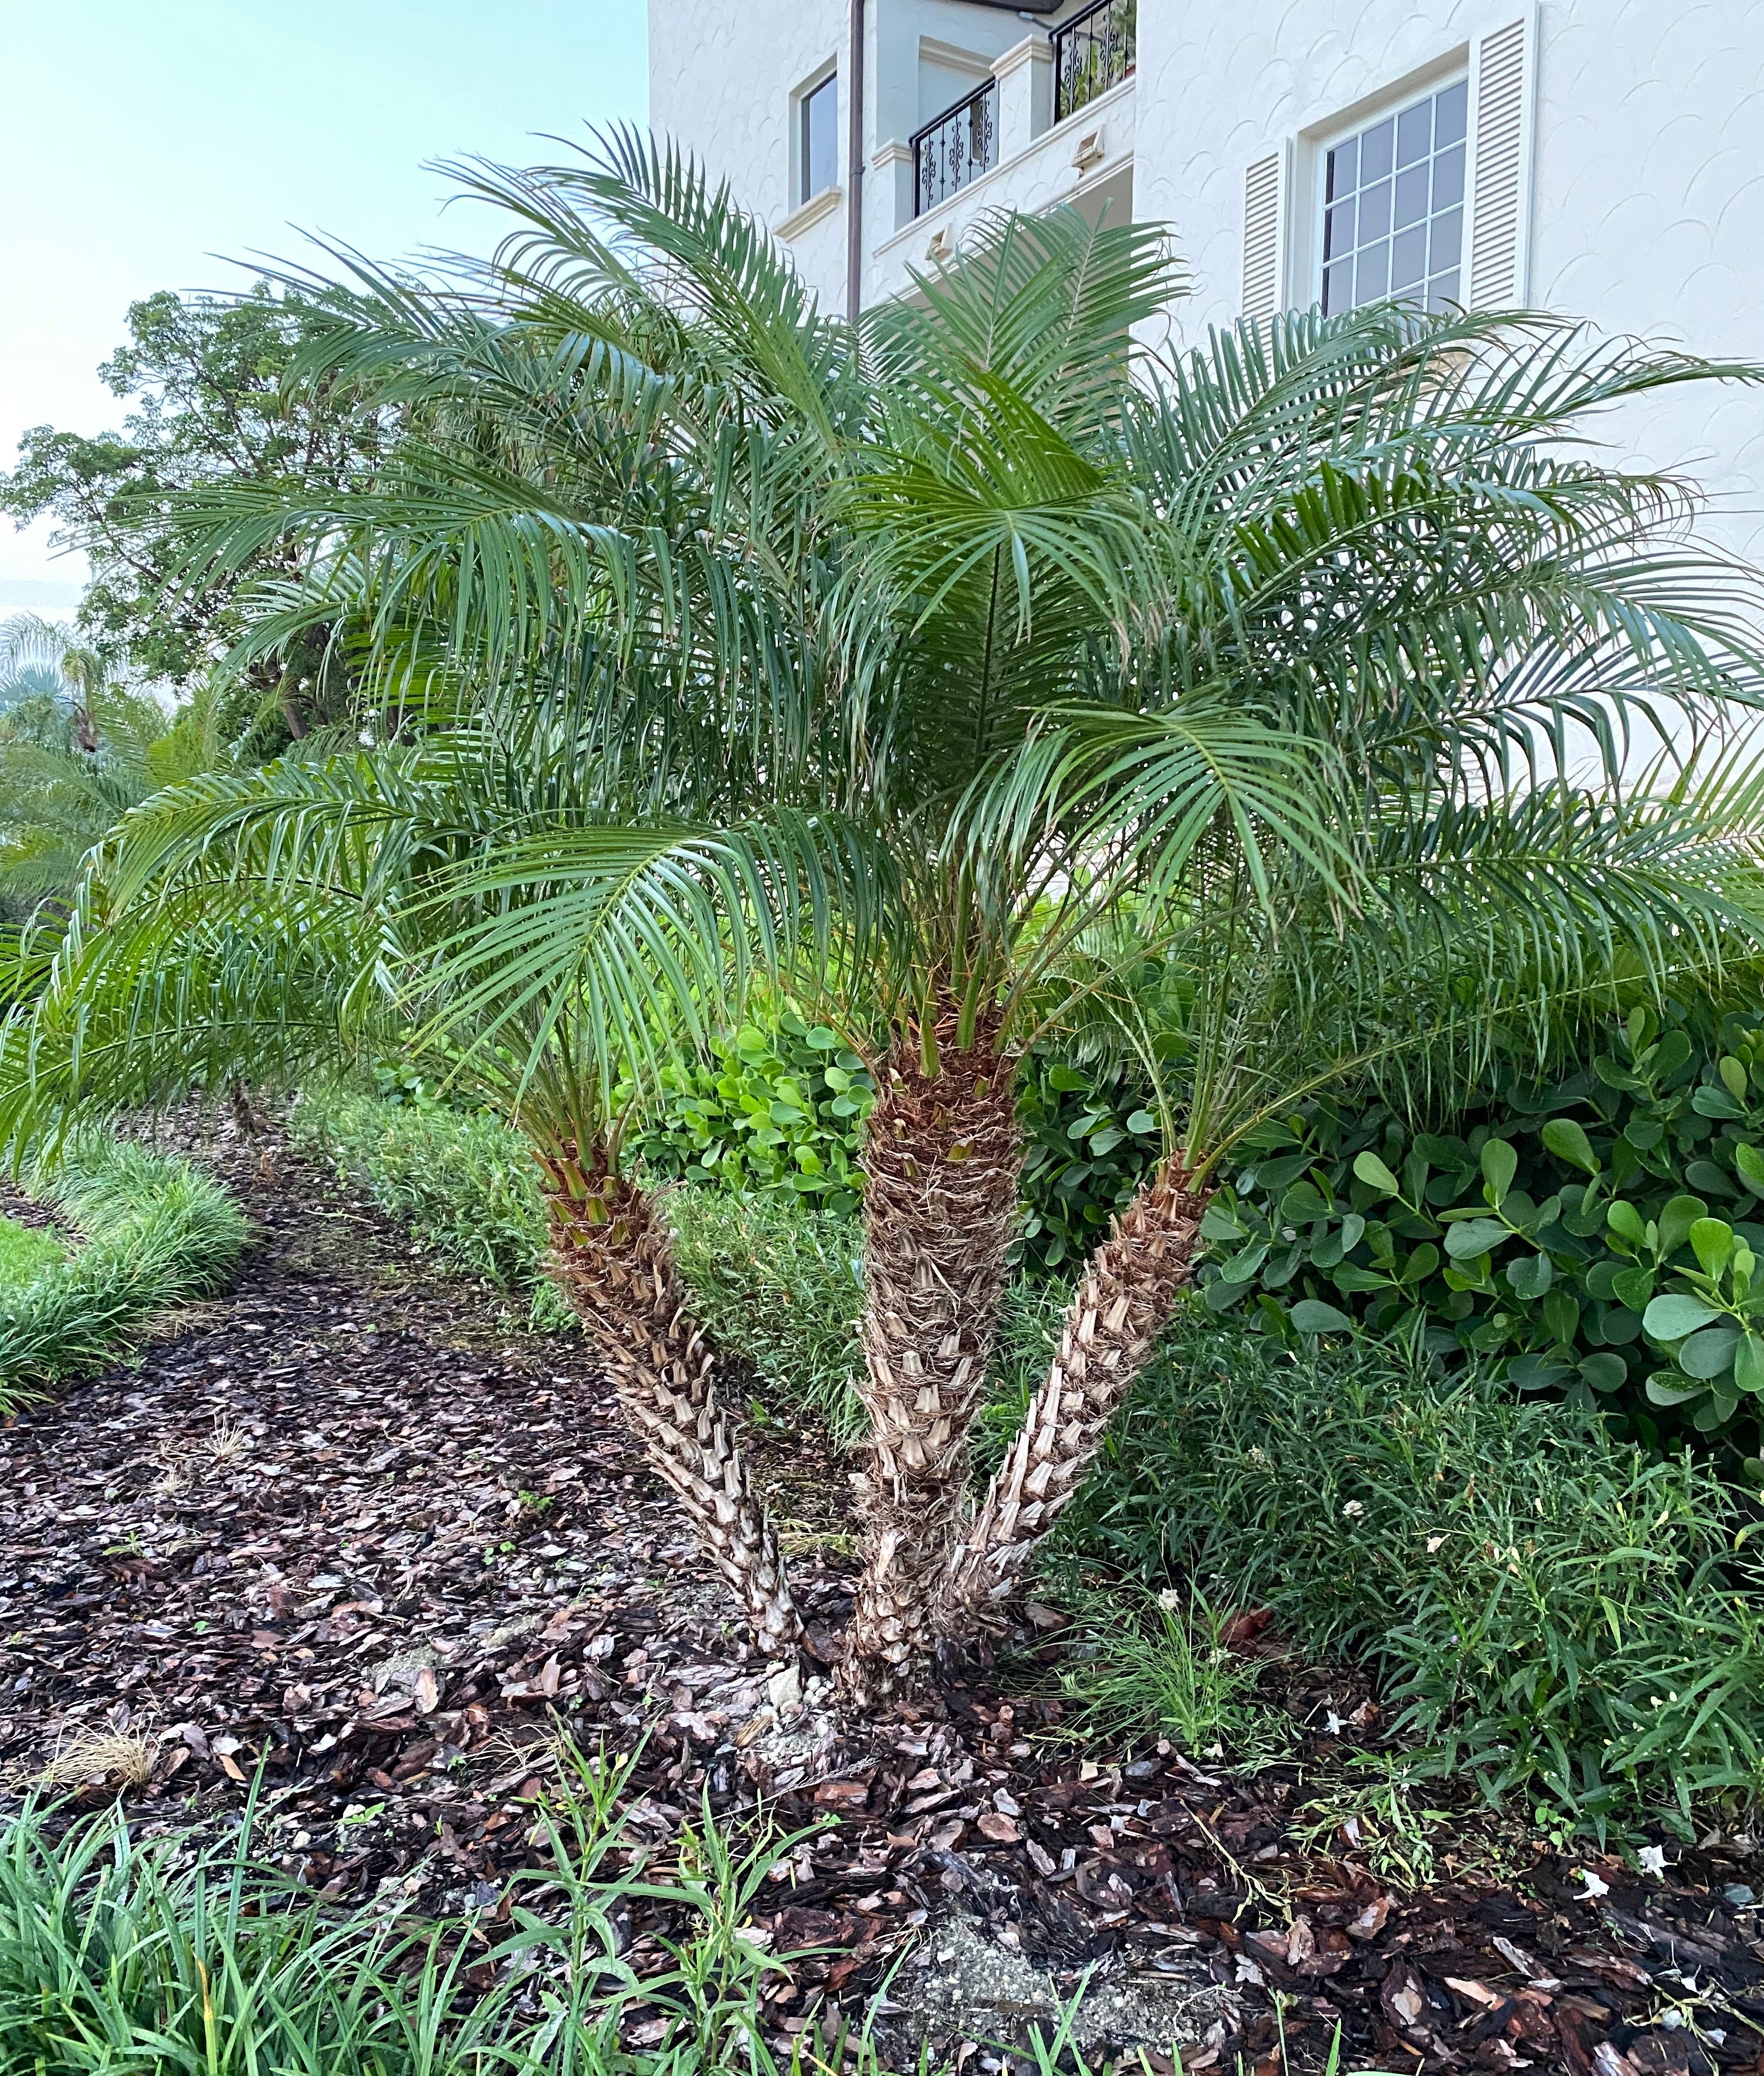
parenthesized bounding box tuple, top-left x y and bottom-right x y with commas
(1, 1122, 1761, 2074)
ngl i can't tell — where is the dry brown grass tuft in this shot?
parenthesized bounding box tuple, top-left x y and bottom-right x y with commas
(35, 1726, 159, 1791)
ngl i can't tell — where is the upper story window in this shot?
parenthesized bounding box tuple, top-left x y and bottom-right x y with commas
(800, 73, 839, 204)
(1321, 77, 1467, 315)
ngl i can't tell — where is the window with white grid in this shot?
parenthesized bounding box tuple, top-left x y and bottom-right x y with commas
(1321, 77, 1468, 315)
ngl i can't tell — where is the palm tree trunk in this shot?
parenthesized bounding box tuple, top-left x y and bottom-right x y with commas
(937, 1156, 1206, 1641)
(539, 1142, 803, 1659)
(838, 1017, 1021, 1706)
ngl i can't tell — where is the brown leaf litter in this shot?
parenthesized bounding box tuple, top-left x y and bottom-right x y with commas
(1, 1117, 1760, 2075)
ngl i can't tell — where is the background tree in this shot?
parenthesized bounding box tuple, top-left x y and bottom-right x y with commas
(0, 613, 229, 915)
(0, 285, 392, 747)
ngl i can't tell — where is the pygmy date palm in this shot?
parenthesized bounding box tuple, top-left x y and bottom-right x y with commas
(11, 134, 1764, 1710)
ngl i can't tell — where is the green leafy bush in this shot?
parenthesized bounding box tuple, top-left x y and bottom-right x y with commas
(1061, 1314, 1764, 1829)
(1196, 1003, 1764, 1483)
(632, 1010, 875, 1214)
(0, 1134, 249, 1399)
(1015, 1049, 1163, 1274)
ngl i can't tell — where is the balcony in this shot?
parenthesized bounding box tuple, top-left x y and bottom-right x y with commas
(868, 20, 1136, 309)
(912, 78, 998, 217)
(1053, 0, 1136, 126)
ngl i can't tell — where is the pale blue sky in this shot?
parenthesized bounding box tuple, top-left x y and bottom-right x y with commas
(1, 1, 651, 604)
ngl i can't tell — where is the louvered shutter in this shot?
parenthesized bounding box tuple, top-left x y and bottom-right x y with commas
(1467, 10, 1538, 305)
(1242, 143, 1291, 320)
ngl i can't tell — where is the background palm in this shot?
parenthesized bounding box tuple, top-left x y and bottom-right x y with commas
(9, 136, 1764, 1705)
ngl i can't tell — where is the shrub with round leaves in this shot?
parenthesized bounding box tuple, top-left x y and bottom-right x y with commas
(1197, 1002, 1764, 1486)
(631, 1008, 876, 1215)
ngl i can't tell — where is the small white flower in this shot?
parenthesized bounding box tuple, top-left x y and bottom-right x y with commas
(1573, 1868, 1610, 1901)
(1342, 1500, 1366, 1519)
(1426, 1535, 1445, 1554)
(1324, 1711, 1345, 1736)
(1157, 1587, 1183, 1611)
(1637, 1845, 1667, 1878)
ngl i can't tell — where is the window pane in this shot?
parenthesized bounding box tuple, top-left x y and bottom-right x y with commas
(1432, 141, 1465, 211)
(1396, 100, 1432, 167)
(1319, 77, 1469, 315)
(1394, 163, 1429, 228)
(1430, 205, 1464, 271)
(1391, 224, 1428, 292)
(803, 76, 838, 201)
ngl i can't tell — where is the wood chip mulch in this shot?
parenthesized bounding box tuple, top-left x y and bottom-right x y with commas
(1, 1119, 1760, 2075)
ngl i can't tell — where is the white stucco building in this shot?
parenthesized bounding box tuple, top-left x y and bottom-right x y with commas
(649, 0, 1764, 553)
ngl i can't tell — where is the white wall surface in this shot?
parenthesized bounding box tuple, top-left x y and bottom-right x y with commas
(649, 0, 851, 311)
(1136, 0, 1764, 554)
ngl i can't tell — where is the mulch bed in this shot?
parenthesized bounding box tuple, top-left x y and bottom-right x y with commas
(1, 1118, 1760, 2075)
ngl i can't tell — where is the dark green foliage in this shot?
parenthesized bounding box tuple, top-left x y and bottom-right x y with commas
(1061, 1315, 1764, 1829)
(631, 1009, 875, 1214)
(1015, 1049, 1163, 1275)
(1196, 1002, 1764, 1484)
(0, 1134, 249, 1398)
(0, 285, 387, 728)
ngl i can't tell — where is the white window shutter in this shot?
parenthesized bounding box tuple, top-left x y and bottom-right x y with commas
(1467, 9, 1538, 306)
(1242, 143, 1290, 321)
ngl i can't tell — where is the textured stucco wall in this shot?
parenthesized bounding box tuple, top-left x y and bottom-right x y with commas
(649, 0, 851, 310)
(1135, 0, 1764, 552)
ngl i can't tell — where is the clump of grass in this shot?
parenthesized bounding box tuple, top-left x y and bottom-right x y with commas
(1054, 1311, 1764, 1831)
(289, 1081, 550, 1290)
(0, 1215, 62, 1290)
(0, 1132, 249, 1401)
(665, 1184, 866, 1439)
(0, 1753, 932, 2076)
(33, 1727, 158, 1793)
(1055, 1587, 1293, 1771)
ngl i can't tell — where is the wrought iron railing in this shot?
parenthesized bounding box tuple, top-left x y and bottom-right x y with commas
(912, 78, 998, 217)
(1052, 0, 1136, 126)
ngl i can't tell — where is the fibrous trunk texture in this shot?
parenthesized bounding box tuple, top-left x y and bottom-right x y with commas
(539, 1144, 802, 1659)
(938, 1157, 1206, 1641)
(839, 1022, 1021, 1706)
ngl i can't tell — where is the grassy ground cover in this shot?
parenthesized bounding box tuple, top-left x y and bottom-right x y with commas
(0, 1215, 62, 1288)
(1052, 1320, 1764, 1831)
(0, 1132, 249, 1401)
(0, 1763, 913, 2076)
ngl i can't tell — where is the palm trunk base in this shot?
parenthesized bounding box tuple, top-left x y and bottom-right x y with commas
(838, 1026, 1021, 1705)
(938, 1158, 1206, 1642)
(540, 1147, 803, 1659)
